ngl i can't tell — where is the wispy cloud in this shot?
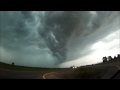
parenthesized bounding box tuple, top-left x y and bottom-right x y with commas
(0, 11, 119, 67)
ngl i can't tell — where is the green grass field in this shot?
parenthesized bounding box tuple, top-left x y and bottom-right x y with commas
(0, 58, 120, 79)
(64, 67, 101, 79)
(0, 62, 62, 71)
(64, 58, 120, 79)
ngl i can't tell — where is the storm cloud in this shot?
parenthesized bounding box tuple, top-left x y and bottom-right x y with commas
(0, 11, 119, 67)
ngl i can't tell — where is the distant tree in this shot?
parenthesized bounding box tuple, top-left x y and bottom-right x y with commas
(103, 56, 107, 63)
(108, 56, 112, 61)
(70, 65, 75, 69)
(117, 54, 120, 58)
(114, 56, 117, 59)
(12, 62, 14, 66)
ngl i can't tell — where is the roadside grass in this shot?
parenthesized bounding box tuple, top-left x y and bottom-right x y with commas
(0, 62, 62, 71)
(0, 58, 119, 73)
(64, 67, 102, 79)
(64, 58, 120, 79)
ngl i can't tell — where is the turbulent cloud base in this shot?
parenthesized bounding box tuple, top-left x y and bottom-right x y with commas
(0, 11, 119, 67)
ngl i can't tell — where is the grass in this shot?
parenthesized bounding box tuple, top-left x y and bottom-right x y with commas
(0, 62, 62, 71)
(0, 58, 120, 78)
(64, 67, 102, 79)
(64, 58, 120, 79)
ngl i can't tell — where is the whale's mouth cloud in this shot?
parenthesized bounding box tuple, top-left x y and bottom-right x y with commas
(0, 11, 119, 68)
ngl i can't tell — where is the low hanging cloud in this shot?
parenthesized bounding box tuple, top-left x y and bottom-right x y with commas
(66, 11, 119, 61)
(0, 11, 119, 68)
(58, 30, 120, 68)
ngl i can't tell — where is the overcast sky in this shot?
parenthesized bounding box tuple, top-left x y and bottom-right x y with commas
(0, 11, 120, 68)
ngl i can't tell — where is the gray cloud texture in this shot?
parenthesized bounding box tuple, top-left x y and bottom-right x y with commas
(0, 11, 119, 67)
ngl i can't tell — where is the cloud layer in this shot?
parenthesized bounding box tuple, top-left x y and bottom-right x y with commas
(0, 11, 119, 67)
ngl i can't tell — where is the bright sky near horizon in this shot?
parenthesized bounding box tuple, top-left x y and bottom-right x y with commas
(0, 11, 120, 68)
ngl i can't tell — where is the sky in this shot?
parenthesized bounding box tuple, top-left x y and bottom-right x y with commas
(0, 11, 120, 68)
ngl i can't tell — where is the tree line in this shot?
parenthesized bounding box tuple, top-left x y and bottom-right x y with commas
(103, 54, 120, 63)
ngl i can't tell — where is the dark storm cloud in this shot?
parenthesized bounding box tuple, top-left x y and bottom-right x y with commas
(0, 11, 58, 67)
(66, 11, 119, 60)
(0, 11, 119, 67)
(40, 11, 82, 61)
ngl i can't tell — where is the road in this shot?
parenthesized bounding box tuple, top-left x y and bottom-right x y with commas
(43, 72, 63, 79)
(1, 66, 119, 79)
(42, 69, 73, 79)
(0, 69, 45, 79)
(112, 71, 120, 79)
(0, 68, 73, 79)
(100, 65, 120, 79)
(0, 59, 120, 79)
(111, 66, 120, 79)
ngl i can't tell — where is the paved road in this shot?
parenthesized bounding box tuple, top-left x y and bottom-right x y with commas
(43, 72, 62, 79)
(100, 66, 120, 79)
(111, 66, 120, 79)
(0, 59, 120, 79)
(0, 68, 73, 79)
(0, 69, 45, 79)
(112, 70, 120, 79)
(43, 68, 74, 79)
(42, 66, 120, 79)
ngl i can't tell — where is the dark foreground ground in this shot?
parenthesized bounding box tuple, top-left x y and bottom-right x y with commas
(0, 62, 73, 79)
(0, 68, 73, 79)
(0, 58, 120, 79)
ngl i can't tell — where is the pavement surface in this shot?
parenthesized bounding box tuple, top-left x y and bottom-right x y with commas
(0, 68, 73, 79)
(0, 69, 45, 79)
(100, 66, 120, 79)
(0, 58, 120, 79)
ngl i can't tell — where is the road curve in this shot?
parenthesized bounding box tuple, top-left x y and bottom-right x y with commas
(43, 72, 59, 79)
(42, 69, 73, 79)
(0, 69, 45, 79)
(0, 68, 72, 79)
